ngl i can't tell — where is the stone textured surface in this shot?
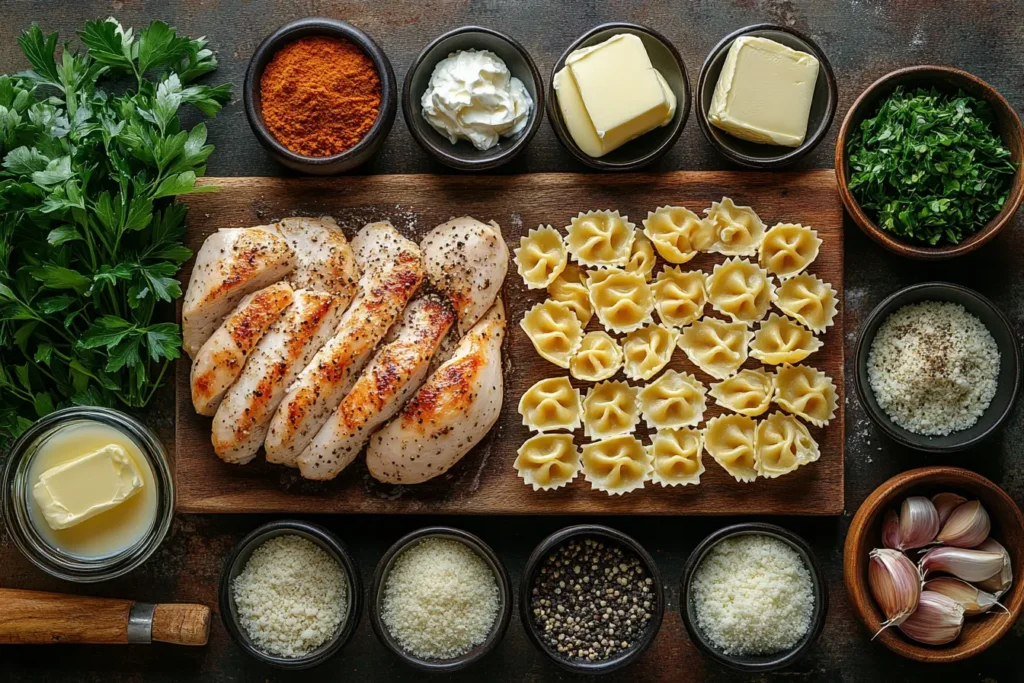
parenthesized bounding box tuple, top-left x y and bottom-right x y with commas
(1, 0, 1023, 681)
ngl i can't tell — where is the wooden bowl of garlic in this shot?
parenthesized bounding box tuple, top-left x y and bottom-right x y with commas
(844, 466, 1024, 662)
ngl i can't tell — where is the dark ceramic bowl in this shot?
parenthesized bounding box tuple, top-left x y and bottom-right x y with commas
(243, 18, 397, 174)
(696, 24, 837, 169)
(219, 520, 362, 669)
(402, 26, 543, 171)
(519, 525, 665, 675)
(546, 23, 690, 171)
(680, 523, 828, 673)
(854, 282, 1021, 452)
(369, 527, 512, 672)
(836, 65, 1024, 259)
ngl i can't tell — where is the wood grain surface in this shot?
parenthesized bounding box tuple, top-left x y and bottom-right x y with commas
(174, 171, 844, 514)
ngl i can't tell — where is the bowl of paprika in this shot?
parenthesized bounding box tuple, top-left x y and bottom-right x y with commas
(244, 18, 397, 174)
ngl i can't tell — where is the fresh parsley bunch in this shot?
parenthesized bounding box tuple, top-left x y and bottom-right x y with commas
(0, 19, 231, 438)
(848, 86, 1015, 245)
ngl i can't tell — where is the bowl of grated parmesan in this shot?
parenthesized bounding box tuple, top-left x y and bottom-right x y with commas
(855, 282, 1020, 453)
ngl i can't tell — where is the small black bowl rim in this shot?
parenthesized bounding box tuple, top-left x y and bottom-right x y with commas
(545, 22, 691, 171)
(243, 17, 397, 166)
(369, 526, 513, 672)
(401, 25, 544, 171)
(695, 23, 838, 169)
(854, 281, 1022, 453)
(218, 520, 362, 670)
(518, 524, 665, 675)
(679, 522, 829, 673)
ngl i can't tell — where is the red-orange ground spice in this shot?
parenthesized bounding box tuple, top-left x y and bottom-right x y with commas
(260, 36, 382, 157)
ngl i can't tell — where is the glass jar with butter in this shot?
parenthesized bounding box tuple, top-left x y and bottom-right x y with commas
(1, 406, 173, 582)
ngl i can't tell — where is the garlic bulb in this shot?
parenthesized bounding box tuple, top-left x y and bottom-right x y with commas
(898, 591, 965, 645)
(931, 492, 967, 526)
(898, 496, 939, 550)
(868, 548, 921, 634)
(881, 509, 900, 550)
(937, 500, 990, 548)
(974, 538, 1013, 597)
(919, 546, 1005, 582)
(924, 577, 1004, 616)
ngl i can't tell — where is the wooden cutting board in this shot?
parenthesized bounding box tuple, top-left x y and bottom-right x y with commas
(174, 171, 844, 515)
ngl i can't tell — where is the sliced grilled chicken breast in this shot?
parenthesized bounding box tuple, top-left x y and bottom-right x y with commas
(265, 222, 425, 466)
(366, 300, 506, 484)
(274, 216, 360, 301)
(190, 282, 294, 416)
(182, 226, 295, 358)
(211, 290, 346, 465)
(420, 217, 508, 334)
(298, 295, 455, 480)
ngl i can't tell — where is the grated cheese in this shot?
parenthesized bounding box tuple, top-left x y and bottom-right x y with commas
(233, 535, 348, 658)
(867, 301, 999, 436)
(691, 534, 814, 656)
(381, 537, 499, 660)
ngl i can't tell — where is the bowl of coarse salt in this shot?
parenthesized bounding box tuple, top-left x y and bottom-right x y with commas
(855, 282, 1021, 453)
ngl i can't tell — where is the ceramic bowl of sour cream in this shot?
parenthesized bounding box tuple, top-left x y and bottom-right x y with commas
(403, 26, 544, 171)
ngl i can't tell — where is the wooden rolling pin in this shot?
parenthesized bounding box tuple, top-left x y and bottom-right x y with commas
(0, 588, 210, 646)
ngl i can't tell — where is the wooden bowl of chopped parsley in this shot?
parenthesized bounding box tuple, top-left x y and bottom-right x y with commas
(836, 65, 1024, 259)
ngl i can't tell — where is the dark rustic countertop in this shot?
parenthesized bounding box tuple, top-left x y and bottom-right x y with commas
(2, 1, 1023, 681)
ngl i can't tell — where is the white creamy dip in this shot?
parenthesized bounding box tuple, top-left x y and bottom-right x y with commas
(420, 49, 533, 151)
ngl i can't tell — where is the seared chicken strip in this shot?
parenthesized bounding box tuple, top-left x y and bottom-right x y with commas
(182, 226, 295, 358)
(298, 295, 455, 480)
(366, 300, 506, 484)
(212, 290, 346, 464)
(190, 282, 294, 416)
(265, 222, 425, 466)
(420, 217, 508, 334)
(274, 216, 359, 301)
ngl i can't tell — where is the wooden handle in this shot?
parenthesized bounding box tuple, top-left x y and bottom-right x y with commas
(0, 588, 209, 646)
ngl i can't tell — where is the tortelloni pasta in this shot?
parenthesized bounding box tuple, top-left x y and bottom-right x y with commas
(773, 273, 837, 333)
(582, 381, 640, 439)
(622, 324, 677, 381)
(515, 434, 581, 491)
(518, 376, 583, 432)
(547, 263, 593, 327)
(565, 210, 635, 267)
(774, 364, 838, 427)
(750, 313, 822, 365)
(520, 300, 584, 369)
(705, 257, 775, 324)
(649, 428, 704, 487)
(581, 435, 652, 495)
(642, 206, 711, 263)
(703, 414, 758, 483)
(759, 223, 821, 280)
(677, 319, 753, 380)
(755, 412, 820, 479)
(637, 370, 707, 429)
(515, 225, 568, 289)
(702, 197, 766, 256)
(653, 267, 706, 328)
(571, 331, 623, 382)
(708, 368, 774, 416)
(623, 232, 657, 280)
(587, 268, 654, 334)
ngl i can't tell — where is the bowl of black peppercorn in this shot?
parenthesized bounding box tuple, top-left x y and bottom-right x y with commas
(519, 524, 664, 675)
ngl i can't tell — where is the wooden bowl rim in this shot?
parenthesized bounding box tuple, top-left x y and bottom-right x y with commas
(843, 466, 1024, 662)
(834, 64, 1024, 260)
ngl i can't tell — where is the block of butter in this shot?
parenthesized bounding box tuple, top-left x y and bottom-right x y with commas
(32, 444, 144, 530)
(554, 33, 677, 157)
(707, 36, 819, 147)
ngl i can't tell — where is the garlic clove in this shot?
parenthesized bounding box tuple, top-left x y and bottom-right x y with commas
(898, 591, 965, 645)
(924, 576, 1004, 616)
(974, 538, 1013, 597)
(919, 546, 1006, 583)
(898, 496, 939, 550)
(937, 500, 991, 548)
(932, 492, 968, 526)
(881, 509, 900, 550)
(868, 548, 921, 635)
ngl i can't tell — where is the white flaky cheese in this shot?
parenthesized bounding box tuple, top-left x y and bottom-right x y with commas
(707, 36, 819, 147)
(32, 444, 143, 530)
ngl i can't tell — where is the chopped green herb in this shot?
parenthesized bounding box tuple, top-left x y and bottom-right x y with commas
(847, 86, 1015, 246)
